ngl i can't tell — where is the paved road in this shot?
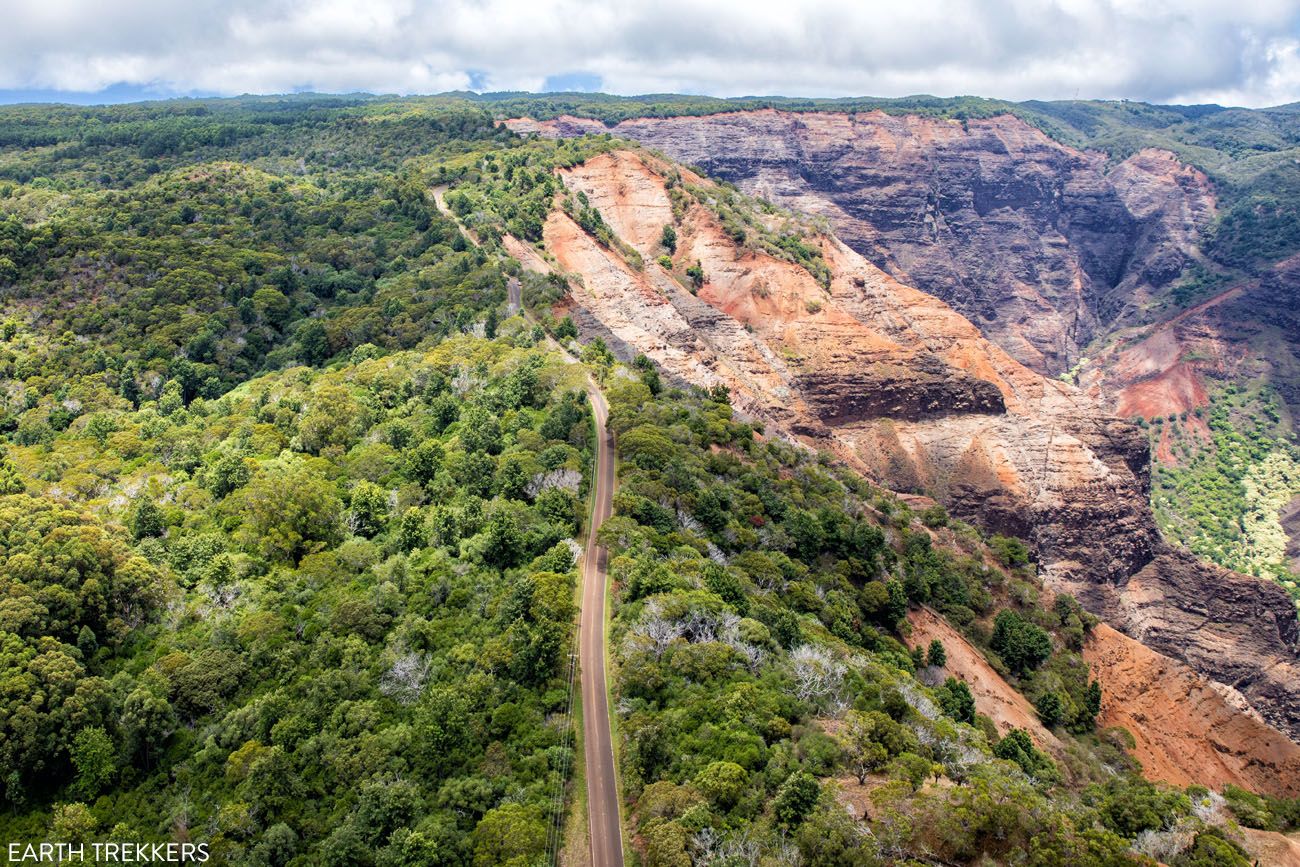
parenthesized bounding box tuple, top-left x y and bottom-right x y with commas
(507, 277, 522, 316)
(477, 248, 622, 865)
(579, 382, 623, 867)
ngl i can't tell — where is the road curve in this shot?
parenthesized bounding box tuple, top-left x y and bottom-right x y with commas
(580, 382, 623, 867)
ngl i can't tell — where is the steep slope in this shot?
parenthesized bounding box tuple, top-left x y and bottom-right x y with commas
(905, 607, 1063, 755)
(506, 110, 1215, 377)
(1083, 623, 1300, 797)
(507, 107, 1300, 610)
(507, 148, 1300, 747)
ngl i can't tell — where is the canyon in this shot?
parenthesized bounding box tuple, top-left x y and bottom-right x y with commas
(496, 142, 1300, 789)
(506, 110, 1216, 378)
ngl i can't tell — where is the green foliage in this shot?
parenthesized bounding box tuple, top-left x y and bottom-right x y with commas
(69, 727, 116, 799)
(694, 761, 747, 811)
(990, 609, 1053, 676)
(925, 639, 946, 668)
(660, 224, 677, 253)
(1151, 388, 1300, 606)
(1035, 691, 1065, 728)
(1086, 776, 1190, 838)
(0, 94, 1283, 864)
(685, 261, 705, 290)
(471, 803, 547, 867)
(1170, 828, 1252, 867)
(0, 336, 593, 860)
(993, 729, 1059, 784)
(935, 677, 976, 724)
(129, 494, 165, 540)
(231, 458, 344, 563)
(0, 448, 23, 494)
(1221, 783, 1300, 831)
(774, 771, 821, 827)
(989, 534, 1031, 568)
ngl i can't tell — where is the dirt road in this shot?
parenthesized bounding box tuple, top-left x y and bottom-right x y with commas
(579, 382, 623, 866)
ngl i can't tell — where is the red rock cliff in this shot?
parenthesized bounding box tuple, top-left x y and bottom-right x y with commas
(507, 148, 1300, 745)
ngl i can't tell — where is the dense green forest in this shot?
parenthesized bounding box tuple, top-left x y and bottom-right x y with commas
(1150, 386, 1300, 604)
(0, 95, 1296, 865)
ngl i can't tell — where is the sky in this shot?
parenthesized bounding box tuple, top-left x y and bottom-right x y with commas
(2, 0, 1300, 107)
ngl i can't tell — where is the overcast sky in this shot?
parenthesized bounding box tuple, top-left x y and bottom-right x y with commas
(2, 0, 1300, 107)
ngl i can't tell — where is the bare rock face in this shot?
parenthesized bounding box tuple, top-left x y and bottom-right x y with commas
(513, 148, 1300, 742)
(1084, 622, 1300, 797)
(506, 111, 1215, 377)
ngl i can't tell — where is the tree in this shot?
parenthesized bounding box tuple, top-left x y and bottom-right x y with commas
(298, 319, 331, 365)
(471, 803, 546, 867)
(634, 354, 663, 395)
(129, 495, 165, 541)
(694, 761, 747, 810)
(890, 752, 938, 792)
(936, 677, 976, 724)
(774, 770, 821, 827)
(348, 481, 389, 538)
(990, 534, 1031, 568)
(660, 224, 677, 252)
(686, 261, 705, 290)
(232, 460, 343, 563)
(620, 426, 680, 473)
(990, 610, 1053, 676)
(459, 403, 503, 455)
(926, 639, 947, 668)
(0, 449, 24, 494)
(471, 504, 524, 570)
(1085, 679, 1103, 724)
(993, 729, 1057, 784)
(205, 453, 251, 498)
(555, 316, 578, 340)
(1093, 776, 1189, 837)
(1171, 829, 1252, 867)
(642, 820, 690, 867)
(69, 727, 116, 798)
(1035, 691, 1064, 728)
(252, 286, 292, 328)
(884, 578, 908, 624)
(841, 711, 890, 784)
(581, 337, 615, 380)
(407, 439, 445, 486)
(297, 384, 363, 455)
(122, 684, 177, 768)
(51, 802, 97, 843)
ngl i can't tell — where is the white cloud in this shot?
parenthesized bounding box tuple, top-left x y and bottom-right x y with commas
(1, 0, 1299, 106)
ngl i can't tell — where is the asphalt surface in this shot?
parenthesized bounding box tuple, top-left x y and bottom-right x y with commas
(578, 383, 623, 867)
(506, 273, 622, 865)
(507, 276, 522, 315)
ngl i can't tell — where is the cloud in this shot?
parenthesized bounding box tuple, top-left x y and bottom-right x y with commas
(1, 0, 1299, 106)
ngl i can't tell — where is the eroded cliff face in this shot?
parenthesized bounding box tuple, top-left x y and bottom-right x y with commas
(511, 148, 1300, 748)
(1083, 623, 1300, 798)
(506, 111, 1215, 377)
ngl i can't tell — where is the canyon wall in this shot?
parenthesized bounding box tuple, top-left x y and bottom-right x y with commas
(507, 111, 1215, 377)
(508, 148, 1300, 748)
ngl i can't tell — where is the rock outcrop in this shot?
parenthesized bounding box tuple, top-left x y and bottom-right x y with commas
(507, 111, 1216, 377)
(510, 148, 1300, 744)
